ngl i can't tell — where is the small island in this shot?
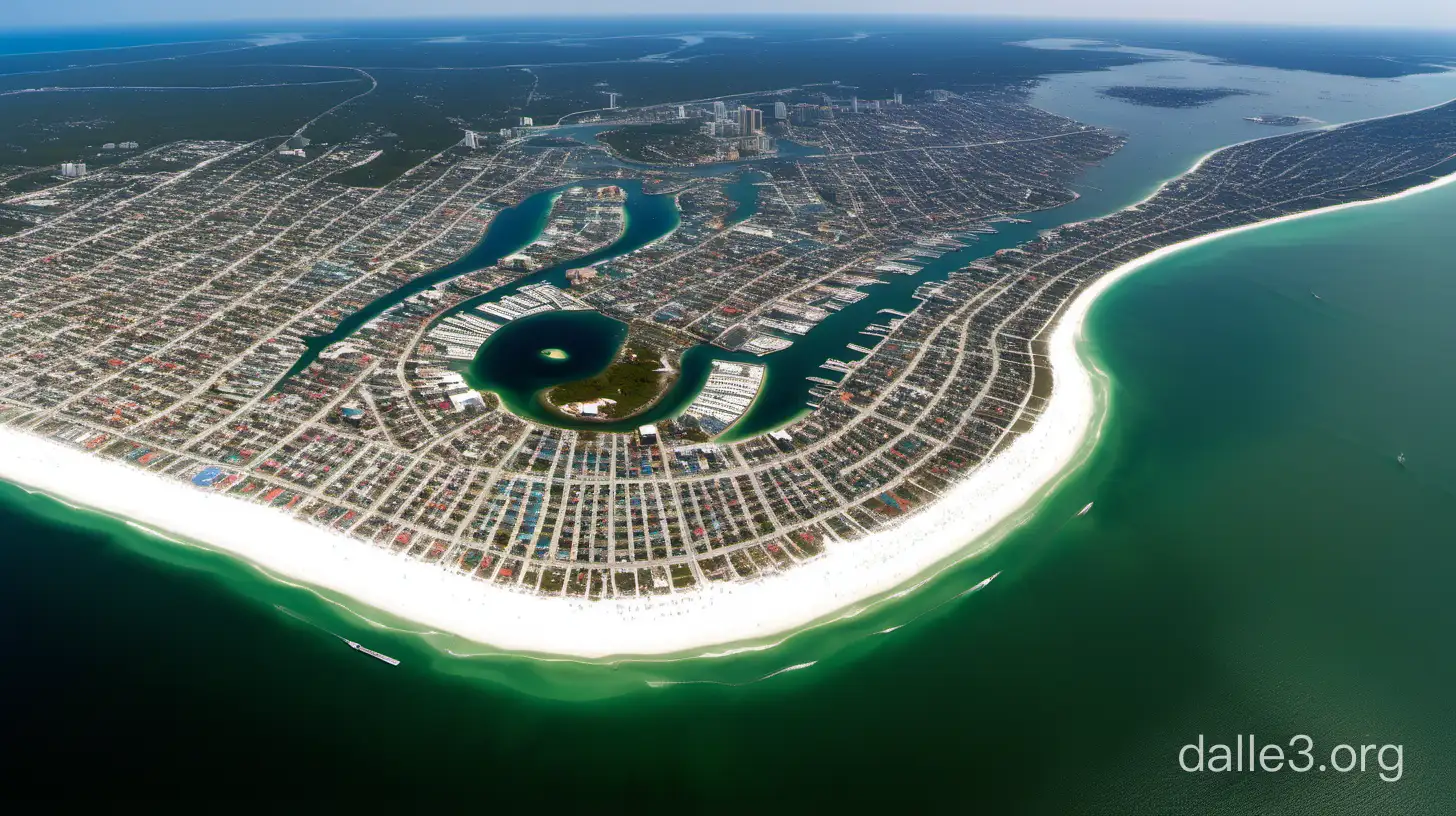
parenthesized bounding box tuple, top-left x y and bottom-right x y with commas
(1100, 85, 1254, 108)
(544, 343, 675, 420)
(597, 121, 720, 164)
(540, 348, 569, 360)
(1245, 114, 1319, 127)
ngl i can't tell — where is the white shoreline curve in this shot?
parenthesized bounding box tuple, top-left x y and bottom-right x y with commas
(1, 169, 1453, 660)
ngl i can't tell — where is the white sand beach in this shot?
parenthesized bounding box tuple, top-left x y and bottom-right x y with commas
(1, 167, 1452, 659)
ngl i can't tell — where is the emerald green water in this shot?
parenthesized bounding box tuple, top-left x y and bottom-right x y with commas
(277, 185, 563, 385)
(275, 134, 873, 435)
(279, 178, 681, 386)
(444, 175, 1051, 438)
(466, 309, 721, 431)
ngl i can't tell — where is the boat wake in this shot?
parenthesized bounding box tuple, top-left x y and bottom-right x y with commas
(645, 661, 817, 688)
(275, 605, 401, 666)
(873, 571, 1001, 637)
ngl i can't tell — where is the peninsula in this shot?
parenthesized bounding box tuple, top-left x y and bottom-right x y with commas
(0, 82, 1452, 655)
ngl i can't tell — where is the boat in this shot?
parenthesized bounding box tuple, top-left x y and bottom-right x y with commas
(1397, 453, 1407, 467)
(1310, 291, 1322, 300)
(1077, 502, 1094, 517)
(277, 605, 400, 666)
(954, 570, 1001, 599)
(342, 637, 401, 666)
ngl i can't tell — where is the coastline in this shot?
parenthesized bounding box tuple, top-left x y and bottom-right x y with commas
(2, 169, 1453, 660)
(1116, 95, 1455, 218)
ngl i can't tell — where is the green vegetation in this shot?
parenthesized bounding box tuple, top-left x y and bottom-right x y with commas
(675, 416, 712, 443)
(597, 121, 718, 164)
(544, 344, 671, 419)
(1098, 86, 1254, 108)
(0, 25, 1147, 184)
(0, 214, 29, 236)
(0, 64, 367, 169)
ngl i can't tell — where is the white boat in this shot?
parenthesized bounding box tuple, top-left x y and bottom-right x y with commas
(277, 606, 400, 666)
(342, 637, 401, 666)
(1077, 502, 1094, 517)
(1397, 453, 1407, 467)
(955, 571, 1001, 599)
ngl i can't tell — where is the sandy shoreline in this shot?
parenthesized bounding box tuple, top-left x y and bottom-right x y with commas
(2, 169, 1453, 660)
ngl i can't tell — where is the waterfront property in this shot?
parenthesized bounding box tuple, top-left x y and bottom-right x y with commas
(1, 82, 1452, 606)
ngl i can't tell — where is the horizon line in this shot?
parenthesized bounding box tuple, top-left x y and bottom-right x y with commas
(3, 13, 1455, 37)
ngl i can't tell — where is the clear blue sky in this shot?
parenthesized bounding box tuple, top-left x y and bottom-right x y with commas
(6, 1, 1454, 30)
